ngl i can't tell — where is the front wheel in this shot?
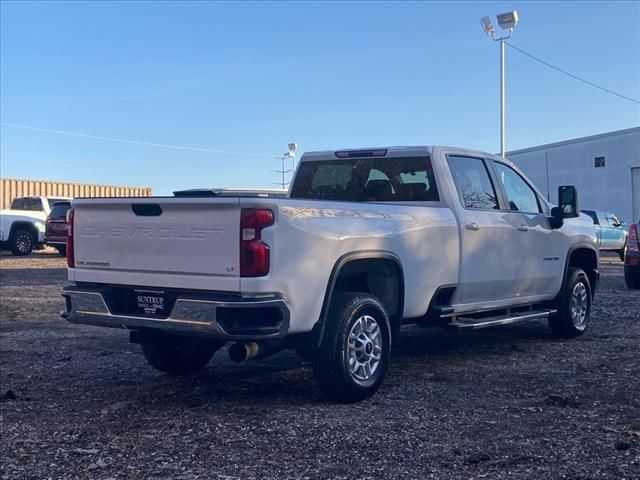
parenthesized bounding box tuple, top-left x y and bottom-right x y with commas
(10, 230, 34, 256)
(549, 267, 592, 338)
(141, 336, 224, 375)
(312, 293, 391, 403)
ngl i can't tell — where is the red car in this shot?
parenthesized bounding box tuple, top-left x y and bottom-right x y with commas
(44, 201, 71, 257)
(624, 219, 640, 289)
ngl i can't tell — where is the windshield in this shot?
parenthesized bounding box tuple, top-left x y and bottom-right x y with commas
(290, 156, 439, 202)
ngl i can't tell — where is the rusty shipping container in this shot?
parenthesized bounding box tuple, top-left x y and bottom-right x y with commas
(0, 177, 152, 210)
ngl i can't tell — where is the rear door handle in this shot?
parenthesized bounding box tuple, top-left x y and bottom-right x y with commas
(517, 224, 530, 232)
(465, 222, 480, 231)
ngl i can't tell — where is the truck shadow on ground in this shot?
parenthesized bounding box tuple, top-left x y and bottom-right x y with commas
(132, 321, 561, 406)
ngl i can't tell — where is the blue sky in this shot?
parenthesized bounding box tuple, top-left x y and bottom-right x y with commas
(1, 0, 638, 195)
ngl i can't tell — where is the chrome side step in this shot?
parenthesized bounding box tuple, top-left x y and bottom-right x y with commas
(448, 308, 557, 330)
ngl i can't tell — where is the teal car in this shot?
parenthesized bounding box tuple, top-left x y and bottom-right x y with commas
(582, 210, 628, 260)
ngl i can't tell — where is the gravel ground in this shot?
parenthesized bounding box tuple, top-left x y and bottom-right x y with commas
(1, 250, 639, 480)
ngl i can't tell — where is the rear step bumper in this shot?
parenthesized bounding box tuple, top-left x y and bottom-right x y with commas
(61, 285, 289, 340)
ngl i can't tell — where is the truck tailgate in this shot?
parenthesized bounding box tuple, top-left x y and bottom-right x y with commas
(71, 197, 241, 292)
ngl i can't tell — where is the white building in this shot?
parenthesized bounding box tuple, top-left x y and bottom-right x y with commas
(507, 127, 640, 223)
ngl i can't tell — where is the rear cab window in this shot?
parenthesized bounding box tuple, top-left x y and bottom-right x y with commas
(290, 156, 439, 202)
(10, 197, 43, 211)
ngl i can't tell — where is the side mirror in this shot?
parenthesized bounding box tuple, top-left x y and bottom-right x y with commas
(558, 185, 579, 218)
(550, 185, 579, 229)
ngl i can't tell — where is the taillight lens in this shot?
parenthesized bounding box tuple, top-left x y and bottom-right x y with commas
(628, 224, 639, 253)
(240, 208, 274, 277)
(66, 207, 75, 268)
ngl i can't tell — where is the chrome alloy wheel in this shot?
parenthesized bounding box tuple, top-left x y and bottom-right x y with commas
(15, 233, 33, 254)
(570, 282, 588, 328)
(347, 315, 383, 383)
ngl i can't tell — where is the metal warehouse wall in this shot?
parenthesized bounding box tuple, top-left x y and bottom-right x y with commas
(0, 178, 152, 210)
(507, 127, 640, 223)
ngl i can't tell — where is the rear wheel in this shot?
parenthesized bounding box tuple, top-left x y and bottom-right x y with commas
(141, 336, 224, 375)
(56, 245, 67, 257)
(624, 266, 640, 289)
(549, 267, 591, 338)
(312, 292, 391, 403)
(10, 230, 34, 256)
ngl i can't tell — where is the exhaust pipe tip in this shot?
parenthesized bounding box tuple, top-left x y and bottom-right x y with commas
(229, 342, 260, 363)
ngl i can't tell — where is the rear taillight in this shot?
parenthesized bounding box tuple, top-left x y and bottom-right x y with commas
(628, 224, 639, 253)
(240, 208, 274, 277)
(66, 207, 75, 268)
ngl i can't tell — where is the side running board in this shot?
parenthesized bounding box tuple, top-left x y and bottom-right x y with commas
(447, 308, 557, 330)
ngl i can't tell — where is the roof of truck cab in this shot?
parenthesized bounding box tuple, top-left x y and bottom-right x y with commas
(299, 146, 503, 162)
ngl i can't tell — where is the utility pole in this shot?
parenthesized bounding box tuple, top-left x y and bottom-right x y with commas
(481, 11, 519, 158)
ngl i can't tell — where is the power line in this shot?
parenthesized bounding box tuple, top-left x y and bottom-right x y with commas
(0, 122, 279, 158)
(505, 41, 640, 105)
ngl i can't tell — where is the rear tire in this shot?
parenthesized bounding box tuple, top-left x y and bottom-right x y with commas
(56, 246, 67, 257)
(549, 267, 591, 338)
(312, 292, 391, 403)
(624, 266, 640, 289)
(10, 230, 34, 256)
(618, 243, 626, 262)
(141, 336, 223, 375)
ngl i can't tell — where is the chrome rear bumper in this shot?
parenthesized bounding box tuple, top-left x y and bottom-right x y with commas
(61, 285, 289, 340)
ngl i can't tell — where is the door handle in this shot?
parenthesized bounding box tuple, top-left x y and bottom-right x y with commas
(465, 222, 480, 231)
(517, 224, 530, 232)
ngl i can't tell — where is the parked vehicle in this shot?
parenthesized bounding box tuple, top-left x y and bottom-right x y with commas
(45, 201, 71, 257)
(61, 146, 599, 402)
(0, 196, 70, 256)
(582, 210, 627, 260)
(623, 219, 640, 289)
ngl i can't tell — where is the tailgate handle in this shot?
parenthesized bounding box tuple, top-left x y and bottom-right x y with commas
(131, 204, 163, 216)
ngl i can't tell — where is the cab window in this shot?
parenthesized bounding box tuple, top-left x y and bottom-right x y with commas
(494, 162, 541, 214)
(447, 156, 499, 210)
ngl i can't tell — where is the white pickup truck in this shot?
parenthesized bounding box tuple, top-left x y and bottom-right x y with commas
(0, 196, 70, 255)
(61, 146, 599, 402)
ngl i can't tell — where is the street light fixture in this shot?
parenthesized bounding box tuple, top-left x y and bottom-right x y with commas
(481, 10, 519, 158)
(273, 142, 298, 190)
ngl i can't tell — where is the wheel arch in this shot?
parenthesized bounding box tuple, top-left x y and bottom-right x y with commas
(562, 244, 599, 298)
(312, 250, 405, 347)
(9, 221, 38, 242)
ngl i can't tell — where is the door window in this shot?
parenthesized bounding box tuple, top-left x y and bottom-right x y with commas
(494, 162, 541, 214)
(447, 156, 499, 210)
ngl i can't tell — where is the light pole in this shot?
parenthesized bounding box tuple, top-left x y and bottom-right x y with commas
(481, 11, 519, 158)
(287, 142, 297, 179)
(273, 142, 297, 190)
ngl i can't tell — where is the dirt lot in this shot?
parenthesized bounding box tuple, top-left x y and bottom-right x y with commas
(1, 251, 638, 480)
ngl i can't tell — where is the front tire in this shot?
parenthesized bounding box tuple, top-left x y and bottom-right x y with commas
(10, 230, 34, 256)
(312, 293, 391, 403)
(549, 267, 592, 338)
(141, 336, 223, 375)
